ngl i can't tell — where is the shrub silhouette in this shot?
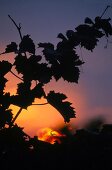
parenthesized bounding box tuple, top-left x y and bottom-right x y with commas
(0, 6, 112, 170)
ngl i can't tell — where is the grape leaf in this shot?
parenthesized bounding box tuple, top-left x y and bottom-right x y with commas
(17, 82, 31, 96)
(0, 61, 12, 76)
(38, 42, 54, 49)
(61, 65, 80, 83)
(34, 63, 52, 84)
(12, 83, 44, 108)
(39, 40, 84, 83)
(28, 55, 42, 63)
(38, 42, 58, 65)
(11, 94, 35, 109)
(85, 17, 94, 25)
(0, 77, 8, 92)
(95, 17, 112, 37)
(66, 30, 80, 47)
(50, 61, 61, 81)
(31, 83, 45, 99)
(17, 82, 44, 99)
(57, 50, 84, 83)
(57, 33, 67, 41)
(19, 35, 35, 54)
(2, 92, 11, 109)
(47, 91, 75, 123)
(14, 54, 52, 83)
(14, 54, 27, 74)
(75, 24, 104, 51)
(38, 43, 61, 81)
(0, 107, 13, 128)
(23, 62, 52, 83)
(5, 42, 18, 53)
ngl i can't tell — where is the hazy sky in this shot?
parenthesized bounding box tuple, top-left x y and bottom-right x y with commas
(0, 0, 112, 136)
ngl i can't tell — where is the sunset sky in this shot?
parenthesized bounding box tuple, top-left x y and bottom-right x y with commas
(0, 0, 112, 137)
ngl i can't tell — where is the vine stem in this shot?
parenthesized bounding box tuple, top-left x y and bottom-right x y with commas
(8, 15, 23, 40)
(10, 102, 48, 126)
(100, 5, 111, 18)
(10, 102, 48, 127)
(8, 15, 27, 82)
(10, 70, 23, 81)
(32, 102, 48, 106)
(11, 107, 23, 125)
(8, 15, 27, 58)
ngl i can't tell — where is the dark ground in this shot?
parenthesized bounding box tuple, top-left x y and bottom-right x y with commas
(0, 124, 112, 170)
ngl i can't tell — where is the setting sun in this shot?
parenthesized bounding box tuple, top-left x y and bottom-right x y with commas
(37, 127, 66, 144)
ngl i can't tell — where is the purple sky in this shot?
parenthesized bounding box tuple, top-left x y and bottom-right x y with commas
(0, 0, 112, 134)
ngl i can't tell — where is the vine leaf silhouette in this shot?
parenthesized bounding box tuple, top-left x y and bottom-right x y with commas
(33, 63, 52, 84)
(57, 33, 67, 41)
(84, 17, 94, 25)
(66, 30, 80, 46)
(11, 94, 35, 109)
(14, 54, 27, 74)
(75, 24, 104, 51)
(38, 42, 62, 81)
(1, 92, 11, 109)
(0, 107, 13, 128)
(47, 91, 75, 123)
(0, 77, 8, 92)
(19, 34, 35, 54)
(5, 42, 18, 53)
(94, 17, 112, 37)
(38, 42, 57, 65)
(17, 82, 45, 99)
(11, 83, 45, 109)
(14, 54, 52, 83)
(0, 12, 111, 129)
(39, 42, 84, 83)
(0, 61, 12, 76)
(57, 50, 84, 83)
(17, 82, 31, 96)
(31, 83, 45, 98)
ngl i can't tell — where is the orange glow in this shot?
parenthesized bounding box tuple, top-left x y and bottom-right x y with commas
(1, 53, 88, 137)
(37, 127, 66, 144)
(5, 73, 87, 137)
(9, 100, 65, 136)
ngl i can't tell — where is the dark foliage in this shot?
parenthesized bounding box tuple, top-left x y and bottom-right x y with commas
(0, 123, 112, 170)
(19, 35, 35, 54)
(47, 91, 75, 122)
(0, 8, 112, 170)
(5, 42, 18, 53)
(0, 61, 12, 76)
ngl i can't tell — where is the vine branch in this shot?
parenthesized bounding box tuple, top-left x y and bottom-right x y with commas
(8, 15, 23, 40)
(10, 70, 23, 81)
(11, 107, 23, 125)
(32, 102, 48, 106)
(100, 5, 111, 18)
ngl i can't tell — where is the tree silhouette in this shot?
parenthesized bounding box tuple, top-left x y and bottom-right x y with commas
(0, 5, 112, 170)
